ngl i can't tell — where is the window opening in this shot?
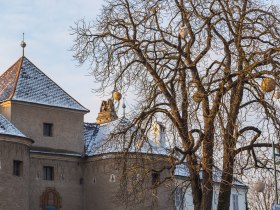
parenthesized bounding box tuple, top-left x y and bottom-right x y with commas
(13, 160, 23, 176)
(109, 174, 116, 182)
(232, 194, 239, 210)
(43, 166, 54, 181)
(43, 123, 53, 137)
(152, 172, 160, 185)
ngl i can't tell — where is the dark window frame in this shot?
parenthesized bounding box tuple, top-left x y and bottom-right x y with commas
(43, 166, 54, 181)
(43, 123, 53, 137)
(152, 172, 160, 185)
(13, 160, 23, 176)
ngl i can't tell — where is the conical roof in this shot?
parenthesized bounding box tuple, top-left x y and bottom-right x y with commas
(0, 57, 88, 112)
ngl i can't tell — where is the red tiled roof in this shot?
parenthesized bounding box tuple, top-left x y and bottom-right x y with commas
(0, 57, 22, 101)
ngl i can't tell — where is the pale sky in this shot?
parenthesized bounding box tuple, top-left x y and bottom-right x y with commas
(0, 0, 106, 122)
(0, 0, 280, 122)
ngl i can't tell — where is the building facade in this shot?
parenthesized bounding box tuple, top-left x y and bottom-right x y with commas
(0, 56, 247, 210)
(0, 56, 174, 210)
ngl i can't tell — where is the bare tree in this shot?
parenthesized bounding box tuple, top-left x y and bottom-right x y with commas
(71, 0, 280, 209)
(248, 176, 276, 210)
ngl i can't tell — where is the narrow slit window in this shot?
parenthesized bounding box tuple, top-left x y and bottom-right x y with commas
(13, 160, 23, 176)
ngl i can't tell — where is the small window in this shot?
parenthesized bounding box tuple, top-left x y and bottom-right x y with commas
(13, 160, 23, 176)
(43, 123, 53, 137)
(232, 194, 239, 210)
(109, 174, 116, 182)
(43, 166, 54, 181)
(152, 172, 160, 185)
(175, 187, 185, 209)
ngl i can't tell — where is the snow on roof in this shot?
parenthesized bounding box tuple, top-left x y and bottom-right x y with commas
(84, 117, 167, 156)
(0, 57, 88, 112)
(83, 116, 246, 187)
(175, 163, 247, 187)
(0, 114, 26, 138)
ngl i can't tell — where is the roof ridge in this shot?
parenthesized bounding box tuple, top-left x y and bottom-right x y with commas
(0, 57, 23, 102)
(9, 57, 23, 100)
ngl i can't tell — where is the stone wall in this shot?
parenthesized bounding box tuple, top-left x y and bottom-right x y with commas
(7, 101, 85, 153)
(83, 154, 175, 210)
(29, 153, 84, 210)
(0, 138, 31, 210)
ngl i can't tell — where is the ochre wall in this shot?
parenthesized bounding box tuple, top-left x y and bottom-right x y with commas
(0, 139, 31, 210)
(7, 101, 85, 153)
(83, 155, 175, 210)
(29, 153, 84, 210)
(0, 101, 12, 121)
(0, 140, 175, 210)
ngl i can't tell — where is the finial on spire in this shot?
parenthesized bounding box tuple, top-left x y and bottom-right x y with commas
(122, 97, 126, 118)
(20, 33, 26, 56)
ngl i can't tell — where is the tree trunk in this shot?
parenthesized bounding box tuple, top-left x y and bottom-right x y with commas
(187, 154, 202, 210)
(217, 67, 245, 209)
(201, 121, 215, 209)
(217, 147, 234, 210)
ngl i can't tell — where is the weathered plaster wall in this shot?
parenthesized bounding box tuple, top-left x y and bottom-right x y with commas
(29, 153, 84, 210)
(83, 155, 175, 210)
(0, 139, 30, 210)
(9, 101, 85, 153)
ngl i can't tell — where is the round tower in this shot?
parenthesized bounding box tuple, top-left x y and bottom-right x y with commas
(0, 114, 33, 210)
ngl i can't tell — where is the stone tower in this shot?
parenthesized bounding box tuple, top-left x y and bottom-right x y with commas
(96, 99, 118, 124)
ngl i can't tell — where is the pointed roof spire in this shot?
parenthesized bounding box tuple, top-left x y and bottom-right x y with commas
(20, 33, 26, 56)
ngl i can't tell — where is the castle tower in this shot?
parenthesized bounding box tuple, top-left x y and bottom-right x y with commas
(96, 99, 118, 124)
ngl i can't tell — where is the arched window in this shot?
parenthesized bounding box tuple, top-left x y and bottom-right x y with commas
(40, 188, 61, 210)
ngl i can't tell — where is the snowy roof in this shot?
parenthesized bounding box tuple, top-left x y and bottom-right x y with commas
(30, 146, 82, 157)
(0, 114, 26, 138)
(0, 57, 88, 112)
(83, 116, 246, 187)
(175, 163, 247, 187)
(84, 117, 167, 156)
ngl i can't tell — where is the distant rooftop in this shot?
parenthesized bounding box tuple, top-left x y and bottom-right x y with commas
(175, 163, 247, 187)
(83, 117, 167, 156)
(0, 56, 89, 112)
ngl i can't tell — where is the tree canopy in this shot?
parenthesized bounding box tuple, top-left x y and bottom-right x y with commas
(71, 0, 280, 209)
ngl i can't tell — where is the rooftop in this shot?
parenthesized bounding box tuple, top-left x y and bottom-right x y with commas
(0, 56, 89, 112)
(84, 117, 167, 156)
(0, 114, 26, 138)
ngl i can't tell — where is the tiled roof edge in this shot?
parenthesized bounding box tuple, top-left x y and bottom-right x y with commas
(9, 57, 23, 100)
(11, 99, 89, 112)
